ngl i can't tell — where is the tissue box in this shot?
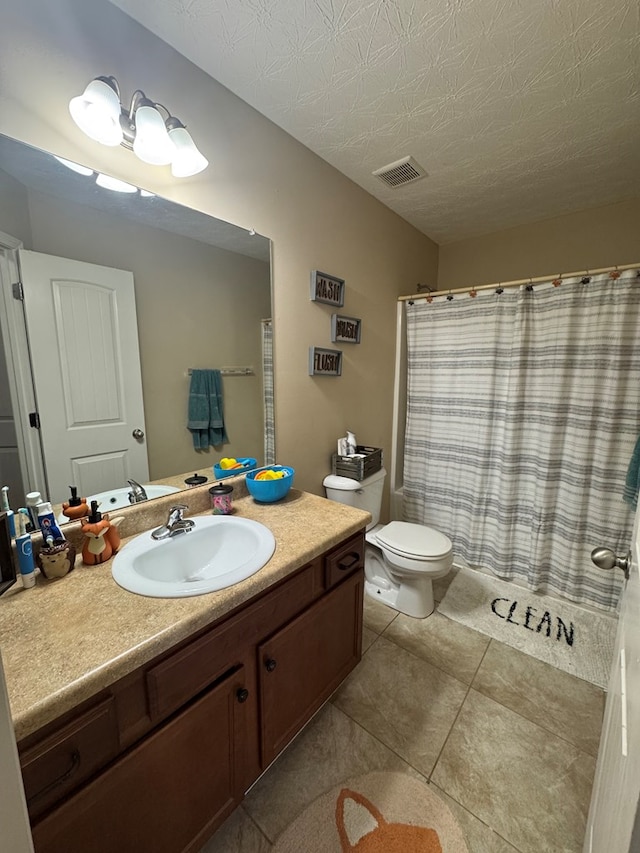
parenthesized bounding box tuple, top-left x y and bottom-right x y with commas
(331, 446, 383, 481)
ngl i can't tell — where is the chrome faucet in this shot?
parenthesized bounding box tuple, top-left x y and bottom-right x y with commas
(127, 479, 148, 504)
(151, 505, 195, 540)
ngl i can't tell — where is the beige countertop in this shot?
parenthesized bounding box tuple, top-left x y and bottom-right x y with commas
(0, 482, 369, 743)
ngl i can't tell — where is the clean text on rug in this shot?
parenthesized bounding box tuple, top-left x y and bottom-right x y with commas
(491, 596, 575, 647)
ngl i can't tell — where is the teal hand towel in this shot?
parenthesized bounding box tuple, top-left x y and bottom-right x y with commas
(623, 433, 640, 510)
(188, 369, 228, 450)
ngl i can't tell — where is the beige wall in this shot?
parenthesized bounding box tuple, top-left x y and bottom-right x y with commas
(0, 0, 438, 505)
(25, 190, 271, 479)
(0, 170, 32, 247)
(438, 198, 640, 290)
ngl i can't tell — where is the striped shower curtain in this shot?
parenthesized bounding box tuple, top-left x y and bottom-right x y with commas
(403, 269, 640, 612)
(261, 319, 275, 465)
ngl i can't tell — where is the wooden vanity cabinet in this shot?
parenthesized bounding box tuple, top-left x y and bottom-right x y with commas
(22, 530, 365, 853)
(259, 570, 362, 766)
(31, 667, 246, 853)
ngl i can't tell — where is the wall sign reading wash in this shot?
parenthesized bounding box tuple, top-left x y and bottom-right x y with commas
(309, 347, 343, 376)
(310, 270, 345, 307)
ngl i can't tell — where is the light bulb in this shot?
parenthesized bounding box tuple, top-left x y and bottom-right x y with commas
(133, 103, 174, 165)
(167, 125, 208, 177)
(69, 78, 123, 147)
(54, 156, 94, 176)
(96, 173, 138, 193)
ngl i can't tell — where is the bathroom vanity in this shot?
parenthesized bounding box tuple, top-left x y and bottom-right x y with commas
(0, 486, 369, 852)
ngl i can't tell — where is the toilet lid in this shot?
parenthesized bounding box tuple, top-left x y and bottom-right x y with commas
(375, 521, 452, 559)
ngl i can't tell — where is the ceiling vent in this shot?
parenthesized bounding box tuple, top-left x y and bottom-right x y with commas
(373, 156, 427, 188)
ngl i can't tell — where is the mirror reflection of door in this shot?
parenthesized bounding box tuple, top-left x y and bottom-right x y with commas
(16, 250, 149, 504)
(0, 320, 22, 504)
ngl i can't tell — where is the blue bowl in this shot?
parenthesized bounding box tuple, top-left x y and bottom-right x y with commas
(245, 466, 295, 503)
(213, 457, 257, 480)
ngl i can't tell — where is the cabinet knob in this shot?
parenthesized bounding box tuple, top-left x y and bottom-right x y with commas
(265, 658, 277, 672)
(338, 552, 360, 571)
(236, 687, 249, 703)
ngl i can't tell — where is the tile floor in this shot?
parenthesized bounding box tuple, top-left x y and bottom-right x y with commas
(201, 571, 605, 853)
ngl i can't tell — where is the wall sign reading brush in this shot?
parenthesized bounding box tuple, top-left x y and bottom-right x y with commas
(331, 314, 361, 344)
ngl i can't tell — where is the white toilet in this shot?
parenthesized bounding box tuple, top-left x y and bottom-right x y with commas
(323, 468, 453, 618)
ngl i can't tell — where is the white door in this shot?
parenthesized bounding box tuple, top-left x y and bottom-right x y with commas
(0, 343, 24, 503)
(18, 250, 148, 504)
(584, 504, 640, 851)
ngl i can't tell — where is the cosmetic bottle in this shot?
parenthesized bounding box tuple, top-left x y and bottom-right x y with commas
(26, 491, 43, 531)
(62, 485, 90, 521)
(36, 501, 66, 543)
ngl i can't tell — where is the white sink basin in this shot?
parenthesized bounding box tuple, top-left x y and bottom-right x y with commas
(111, 515, 276, 598)
(90, 484, 181, 511)
(58, 485, 181, 524)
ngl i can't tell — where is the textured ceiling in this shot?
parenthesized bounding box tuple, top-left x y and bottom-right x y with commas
(109, 0, 640, 244)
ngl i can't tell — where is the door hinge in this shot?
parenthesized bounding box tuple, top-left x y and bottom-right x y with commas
(12, 281, 24, 301)
(29, 412, 41, 429)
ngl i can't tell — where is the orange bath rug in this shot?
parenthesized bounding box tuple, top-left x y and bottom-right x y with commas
(271, 771, 469, 852)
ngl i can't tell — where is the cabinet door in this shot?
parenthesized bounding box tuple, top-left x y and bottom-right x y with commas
(259, 570, 363, 767)
(31, 667, 249, 853)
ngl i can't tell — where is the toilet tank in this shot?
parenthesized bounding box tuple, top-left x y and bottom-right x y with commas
(322, 467, 386, 531)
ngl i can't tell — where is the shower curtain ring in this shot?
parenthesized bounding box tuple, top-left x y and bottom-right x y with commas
(495, 283, 504, 294)
(553, 275, 562, 287)
(581, 270, 591, 284)
(469, 287, 477, 298)
(609, 266, 621, 280)
(525, 278, 534, 292)
(446, 290, 454, 301)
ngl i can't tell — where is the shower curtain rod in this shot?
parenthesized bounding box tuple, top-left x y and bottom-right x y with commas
(398, 261, 640, 302)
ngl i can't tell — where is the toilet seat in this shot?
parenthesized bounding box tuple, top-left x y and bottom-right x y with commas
(374, 521, 452, 561)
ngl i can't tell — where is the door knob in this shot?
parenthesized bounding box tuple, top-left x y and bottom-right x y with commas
(132, 429, 144, 440)
(591, 547, 631, 580)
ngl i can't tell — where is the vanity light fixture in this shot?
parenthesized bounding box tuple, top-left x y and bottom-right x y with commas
(69, 76, 208, 178)
(95, 173, 138, 193)
(53, 155, 155, 197)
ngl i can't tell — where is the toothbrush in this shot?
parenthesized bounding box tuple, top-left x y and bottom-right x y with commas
(1, 486, 15, 537)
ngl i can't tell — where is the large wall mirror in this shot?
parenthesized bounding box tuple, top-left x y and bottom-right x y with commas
(0, 134, 274, 516)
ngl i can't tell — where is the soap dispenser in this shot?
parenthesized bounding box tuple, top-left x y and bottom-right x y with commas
(80, 501, 124, 566)
(62, 485, 90, 521)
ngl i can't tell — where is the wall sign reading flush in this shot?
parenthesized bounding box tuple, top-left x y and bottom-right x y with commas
(310, 270, 345, 306)
(309, 347, 343, 376)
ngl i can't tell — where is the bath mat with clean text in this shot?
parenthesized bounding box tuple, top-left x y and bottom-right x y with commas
(272, 771, 468, 852)
(438, 567, 617, 688)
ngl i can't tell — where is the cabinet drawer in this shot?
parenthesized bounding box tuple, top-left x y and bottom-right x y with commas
(325, 531, 364, 588)
(20, 696, 118, 819)
(146, 621, 240, 721)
